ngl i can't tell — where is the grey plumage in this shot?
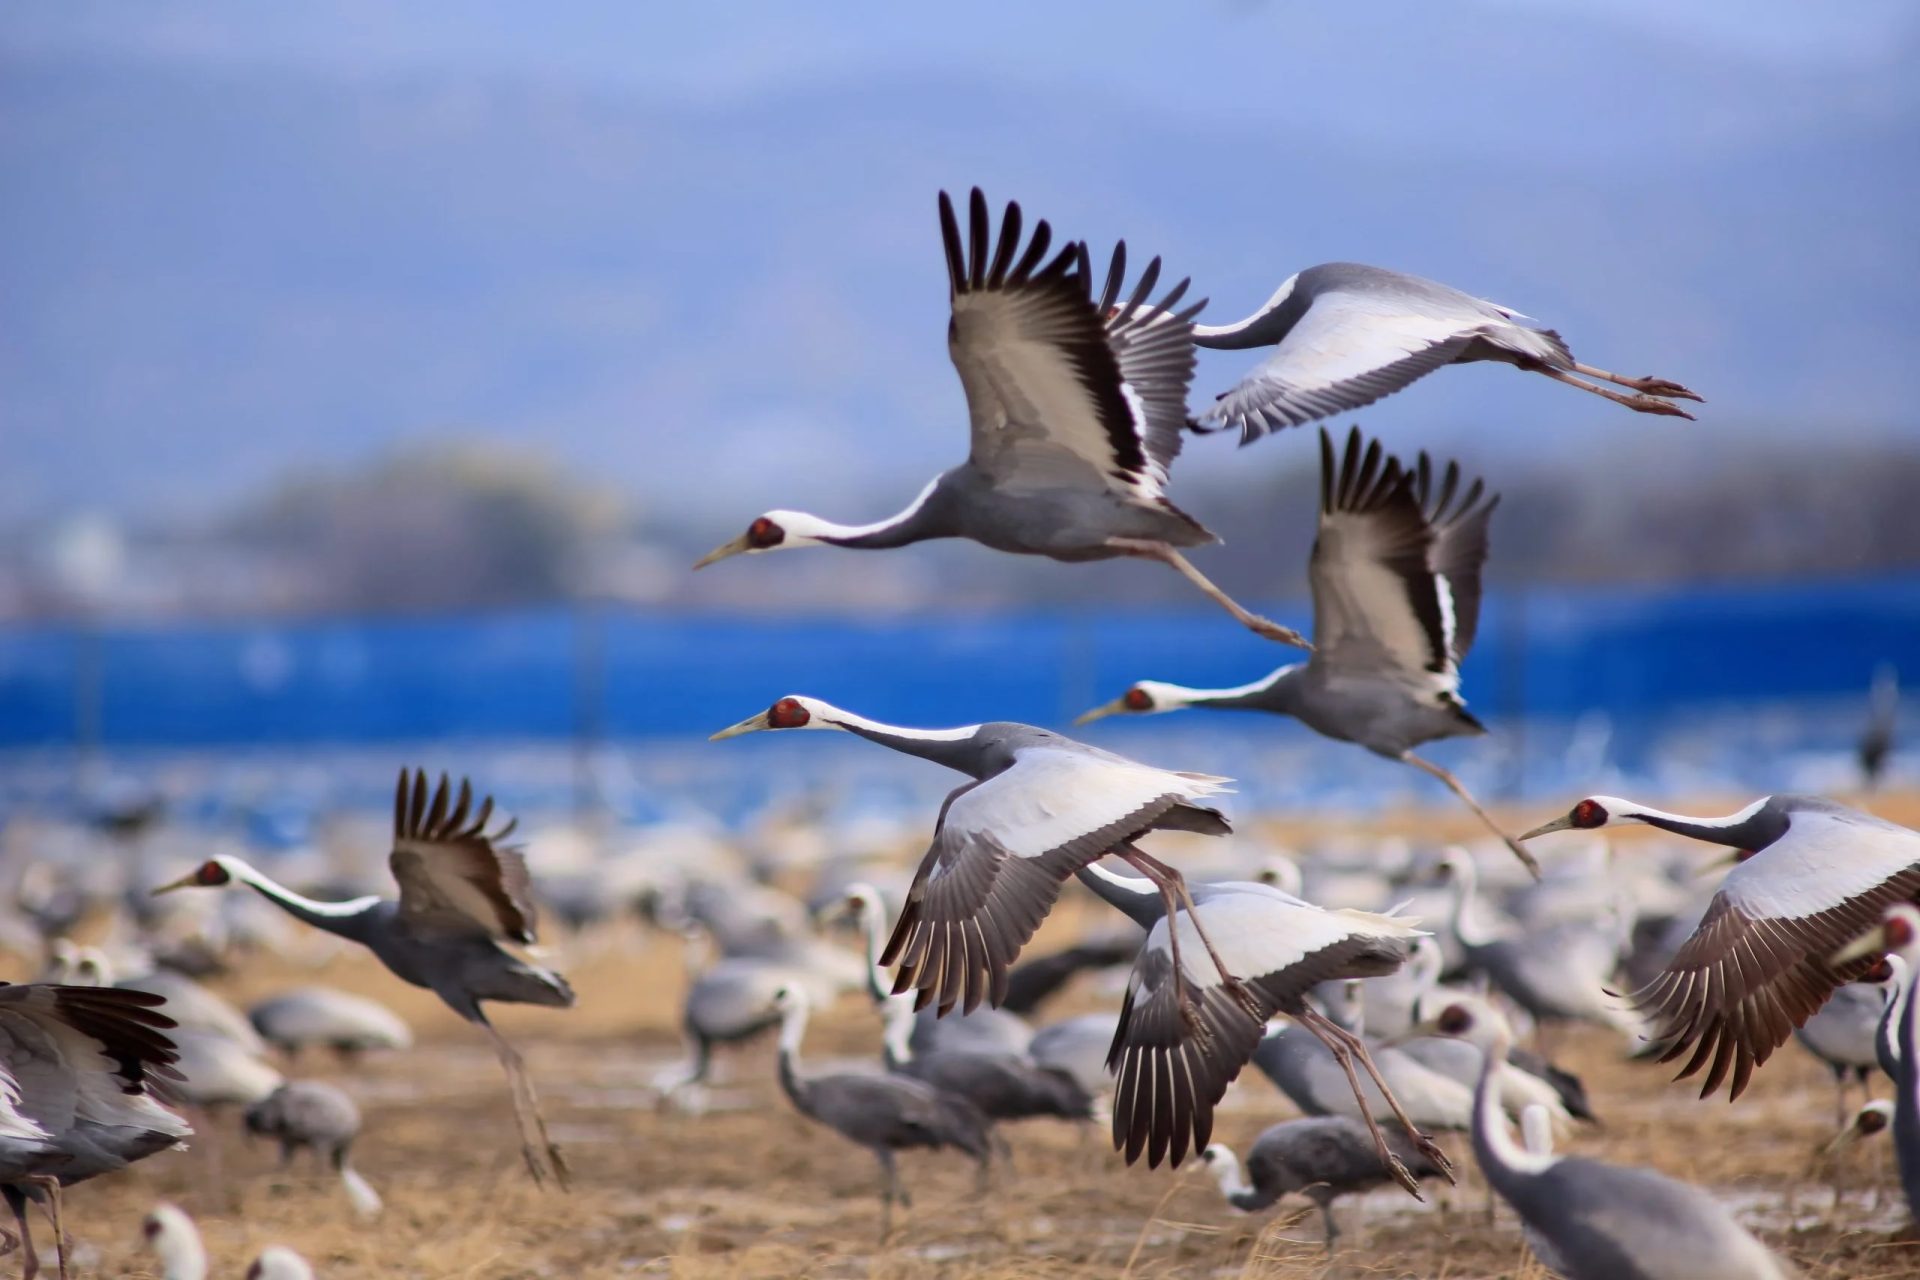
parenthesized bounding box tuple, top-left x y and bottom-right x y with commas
(248, 986, 412, 1059)
(1202, 1116, 1448, 1248)
(881, 998, 1094, 1127)
(695, 189, 1309, 647)
(153, 769, 576, 1188)
(245, 1080, 382, 1219)
(771, 986, 990, 1232)
(1078, 428, 1535, 872)
(1190, 261, 1700, 442)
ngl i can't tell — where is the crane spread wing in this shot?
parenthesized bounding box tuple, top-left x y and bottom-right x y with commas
(880, 747, 1230, 1017)
(1413, 449, 1499, 663)
(1627, 824, 1920, 1100)
(389, 769, 539, 943)
(0, 984, 184, 1124)
(943, 189, 1203, 506)
(1309, 427, 1448, 675)
(1200, 288, 1476, 442)
(1109, 891, 1417, 1168)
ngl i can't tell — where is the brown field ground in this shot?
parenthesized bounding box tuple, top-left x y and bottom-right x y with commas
(35, 792, 1920, 1278)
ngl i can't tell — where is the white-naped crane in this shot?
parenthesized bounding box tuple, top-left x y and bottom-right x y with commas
(1199, 1116, 1449, 1251)
(248, 986, 413, 1061)
(1834, 902, 1920, 1224)
(1522, 793, 1920, 1100)
(768, 984, 991, 1235)
(1, 983, 189, 1280)
(140, 1203, 206, 1280)
(1185, 261, 1701, 443)
(1074, 861, 1447, 1192)
(1078, 427, 1535, 873)
(711, 696, 1248, 1027)
(245, 1080, 382, 1220)
(245, 1245, 314, 1280)
(154, 769, 576, 1188)
(694, 188, 1311, 649)
(1422, 998, 1798, 1280)
(878, 995, 1094, 1141)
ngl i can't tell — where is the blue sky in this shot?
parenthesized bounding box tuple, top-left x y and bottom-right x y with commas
(2, 2, 1915, 526)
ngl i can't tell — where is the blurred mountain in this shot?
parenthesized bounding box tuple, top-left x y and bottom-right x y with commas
(2, 19, 1915, 530)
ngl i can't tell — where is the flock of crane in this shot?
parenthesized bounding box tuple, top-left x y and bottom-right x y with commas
(0, 187, 1913, 1278)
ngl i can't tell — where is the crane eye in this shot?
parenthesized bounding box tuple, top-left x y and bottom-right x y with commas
(1571, 799, 1607, 828)
(1123, 687, 1153, 711)
(1437, 1005, 1472, 1035)
(768, 698, 811, 729)
(747, 517, 785, 550)
(196, 861, 230, 886)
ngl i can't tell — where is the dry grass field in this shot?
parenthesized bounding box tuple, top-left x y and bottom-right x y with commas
(34, 792, 1920, 1278)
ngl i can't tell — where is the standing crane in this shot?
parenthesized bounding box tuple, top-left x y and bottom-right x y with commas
(154, 769, 575, 1187)
(1835, 902, 1920, 1224)
(1423, 998, 1797, 1280)
(1522, 793, 1920, 1099)
(1185, 261, 1701, 442)
(1078, 427, 1535, 872)
(1199, 1117, 1448, 1250)
(711, 696, 1245, 1024)
(694, 188, 1310, 649)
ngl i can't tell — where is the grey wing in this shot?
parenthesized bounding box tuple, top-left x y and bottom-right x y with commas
(1107, 946, 1265, 1169)
(388, 769, 539, 943)
(1413, 449, 1499, 662)
(942, 189, 1198, 502)
(1309, 427, 1449, 675)
(1078, 240, 1206, 497)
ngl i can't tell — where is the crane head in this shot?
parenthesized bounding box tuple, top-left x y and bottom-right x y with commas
(1518, 796, 1616, 840)
(692, 513, 798, 569)
(710, 695, 831, 740)
(1074, 683, 1173, 726)
(153, 858, 235, 895)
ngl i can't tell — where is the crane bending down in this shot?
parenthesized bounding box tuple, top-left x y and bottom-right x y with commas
(155, 770, 575, 1187)
(1079, 427, 1536, 875)
(1189, 262, 1702, 443)
(712, 696, 1255, 1023)
(1522, 793, 1920, 1099)
(694, 188, 1310, 649)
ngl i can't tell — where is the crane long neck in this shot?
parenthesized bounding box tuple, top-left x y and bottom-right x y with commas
(1448, 858, 1495, 948)
(1159, 667, 1305, 715)
(1075, 861, 1167, 930)
(1881, 955, 1913, 1079)
(823, 709, 984, 774)
(1470, 1029, 1547, 1193)
(857, 901, 890, 1002)
(1899, 954, 1920, 1121)
(804, 478, 949, 550)
(1620, 797, 1782, 850)
(1206, 1149, 1256, 1206)
(1190, 275, 1303, 350)
(880, 997, 915, 1069)
(231, 863, 378, 941)
(776, 1002, 811, 1111)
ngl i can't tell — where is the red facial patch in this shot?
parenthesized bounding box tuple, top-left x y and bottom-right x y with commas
(1123, 687, 1153, 711)
(1888, 915, 1915, 949)
(196, 860, 231, 886)
(1862, 957, 1895, 983)
(747, 517, 785, 550)
(768, 697, 811, 729)
(1861, 1109, 1889, 1134)
(1571, 798, 1607, 829)
(1437, 1005, 1472, 1035)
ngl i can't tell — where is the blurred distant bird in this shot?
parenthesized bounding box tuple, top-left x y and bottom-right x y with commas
(248, 986, 412, 1061)
(1188, 262, 1701, 442)
(140, 1203, 206, 1280)
(712, 696, 1240, 1024)
(1793, 961, 1893, 1124)
(155, 769, 575, 1188)
(1, 983, 189, 1280)
(245, 1245, 315, 1280)
(1861, 665, 1899, 791)
(1200, 1117, 1448, 1249)
(1523, 793, 1920, 1100)
(1078, 427, 1534, 873)
(695, 188, 1310, 649)
(245, 1081, 381, 1219)
(1835, 903, 1920, 1224)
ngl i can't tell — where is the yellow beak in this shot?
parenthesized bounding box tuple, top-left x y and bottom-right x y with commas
(710, 711, 771, 741)
(152, 872, 200, 896)
(1072, 698, 1130, 727)
(1831, 925, 1888, 966)
(692, 535, 751, 570)
(1517, 814, 1576, 841)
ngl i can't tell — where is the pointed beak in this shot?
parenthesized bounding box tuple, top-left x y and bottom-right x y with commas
(709, 711, 771, 741)
(1832, 925, 1888, 967)
(152, 872, 199, 896)
(1073, 698, 1130, 727)
(1517, 814, 1576, 841)
(692, 534, 751, 571)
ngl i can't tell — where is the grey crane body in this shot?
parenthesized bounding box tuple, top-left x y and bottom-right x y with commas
(771, 986, 989, 1230)
(1252, 1024, 1469, 1132)
(1896, 955, 1920, 1224)
(1794, 973, 1891, 1121)
(1203, 1116, 1447, 1246)
(248, 987, 411, 1059)
(1153, 663, 1480, 761)
(881, 999, 1092, 1126)
(697, 189, 1311, 648)
(1431, 998, 1796, 1280)
(1192, 261, 1700, 441)
(245, 1081, 361, 1167)
(154, 770, 577, 1188)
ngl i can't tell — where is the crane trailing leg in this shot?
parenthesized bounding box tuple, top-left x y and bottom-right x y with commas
(1104, 537, 1313, 650)
(478, 1017, 571, 1190)
(1294, 1004, 1454, 1197)
(1400, 752, 1540, 878)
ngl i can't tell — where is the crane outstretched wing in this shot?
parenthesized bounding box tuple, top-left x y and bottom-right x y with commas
(880, 746, 1230, 1016)
(943, 189, 1203, 508)
(389, 769, 539, 943)
(1413, 449, 1498, 663)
